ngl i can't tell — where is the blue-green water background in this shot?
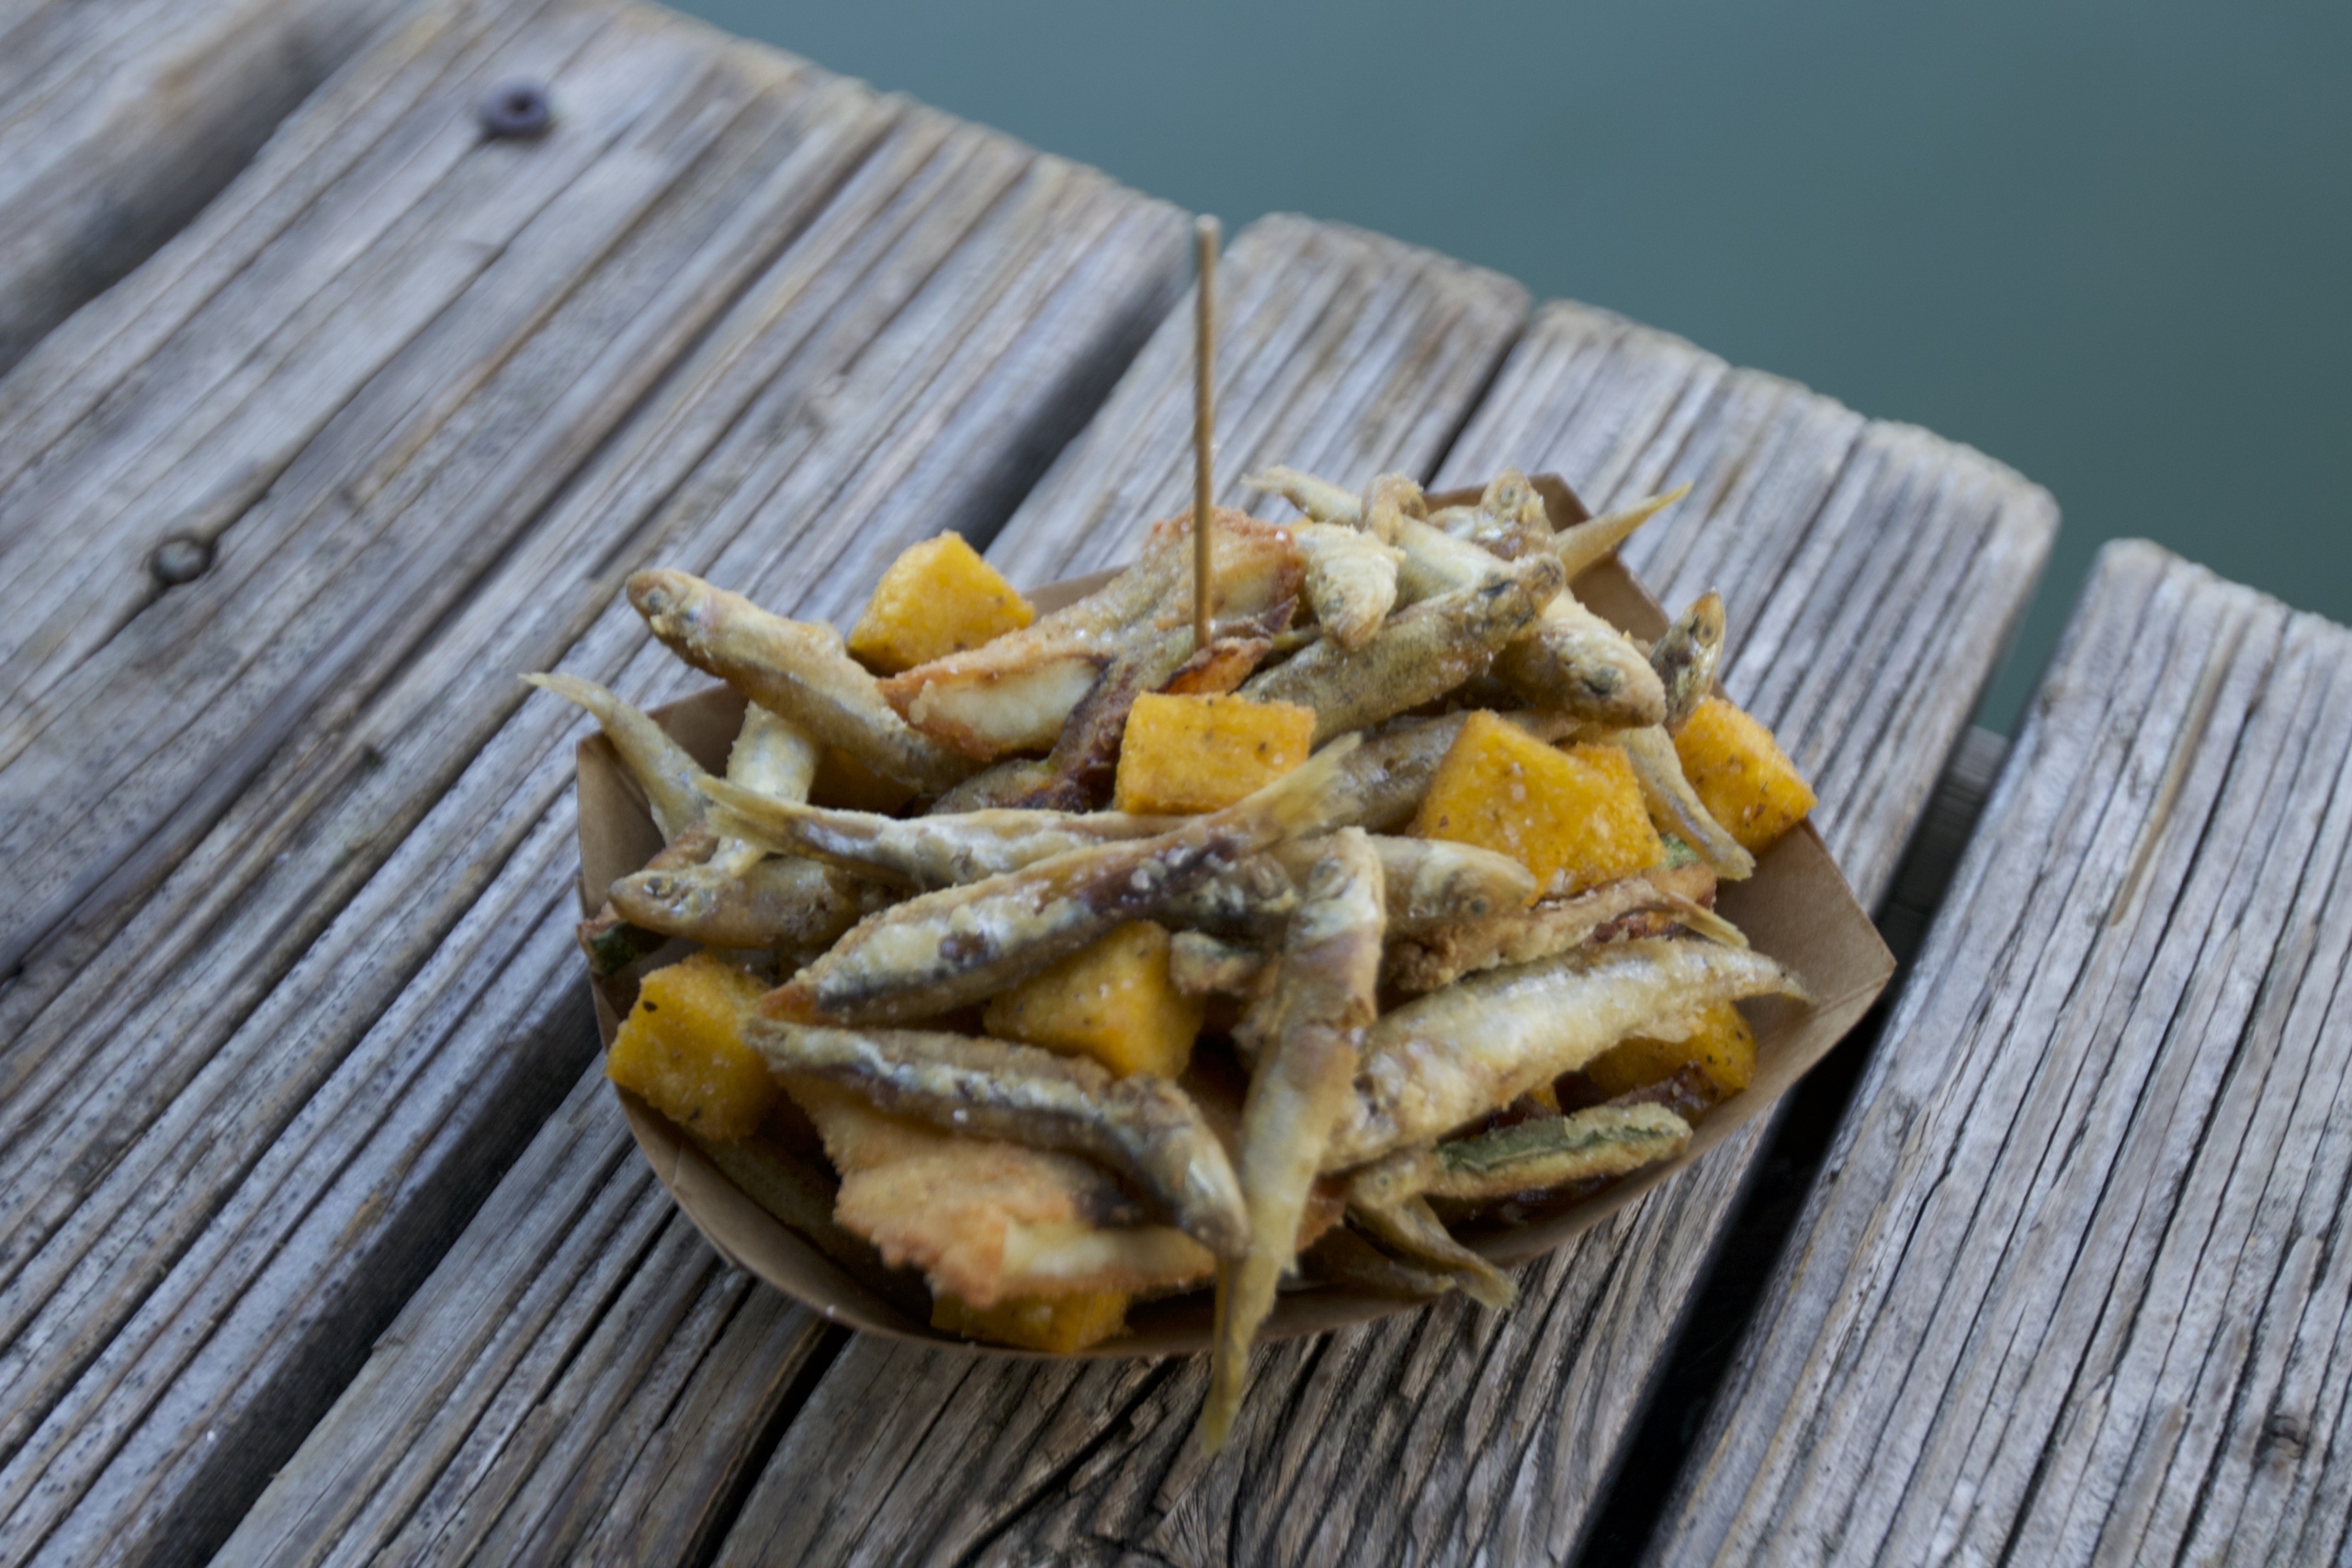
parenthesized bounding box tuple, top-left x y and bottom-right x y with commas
(680, 0, 2350, 732)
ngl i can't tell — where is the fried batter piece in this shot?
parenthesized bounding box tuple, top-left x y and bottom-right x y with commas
(1381, 862, 1724, 994)
(790, 1082, 1216, 1309)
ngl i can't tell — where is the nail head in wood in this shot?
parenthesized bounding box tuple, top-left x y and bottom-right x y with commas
(149, 535, 213, 587)
(479, 78, 553, 140)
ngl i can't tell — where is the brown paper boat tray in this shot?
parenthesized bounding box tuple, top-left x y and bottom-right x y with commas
(573, 477, 1896, 1358)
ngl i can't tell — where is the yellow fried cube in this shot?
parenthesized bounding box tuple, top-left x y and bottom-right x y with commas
(605, 953, 775, 1139)
(1586, 999, 1758, 1100)
(1411, 714, 1664, 897)
(1112, 693, 1315, 816)
(983, 920, 1204, 1079)
(1674, 695, 1816, 855)
(932, 1287, 1130, 1353)
(847, 532, 1035, 676)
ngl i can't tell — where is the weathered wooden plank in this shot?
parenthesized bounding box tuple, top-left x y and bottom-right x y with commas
(988, 212, 1528, 585)
(0, 6, 1187, 1562)
(216, 210, 1518, 1568)
(710, 299, 2056, 1567)
(1650, 541, 2352, 1566)
(0, 0, 413, 376)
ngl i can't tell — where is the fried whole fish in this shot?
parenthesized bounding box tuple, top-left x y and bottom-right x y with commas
(608, 857, 888, 953)
(1204, 828, 1385, 1451)
(1617, 725, 1757, 880)
(756, 1024, 1248, 1259)
(763, 736, 1360, 1025)
(1652, 591, 1725, 732)
(701, 781, 1177, 889)
(628, 570, 974, 795)
(1384, 512, 1663, 728)
(1326, 937, 1803, 1168)
(1240, 554, 1565, 744)
(1382, 862, 1725, 993)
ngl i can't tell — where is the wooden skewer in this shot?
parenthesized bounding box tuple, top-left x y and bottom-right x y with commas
(1192, 214, 1218, 654)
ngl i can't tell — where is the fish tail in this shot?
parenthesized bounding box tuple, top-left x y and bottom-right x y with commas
(1554, 481, 1692, 579)
(524, 670, 621, 723)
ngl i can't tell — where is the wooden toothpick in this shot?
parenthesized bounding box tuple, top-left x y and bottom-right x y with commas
(1192, 214, 1219, 655)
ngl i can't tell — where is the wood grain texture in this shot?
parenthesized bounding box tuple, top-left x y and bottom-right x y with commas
(0, 3, 1187, 1561)
(216, 209, 1517, 1568)
(986, 212, 1528, 586)
(0, 0, 413, 376)
(713, 299, 2059, 1568)
(1651, 541, 2352, 1567)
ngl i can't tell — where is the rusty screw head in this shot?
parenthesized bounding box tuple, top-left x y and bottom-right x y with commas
(150, 535, 213, 587)
(479, 78, 552, 140)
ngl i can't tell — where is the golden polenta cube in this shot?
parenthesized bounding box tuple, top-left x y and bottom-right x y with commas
(1586, 999, 1758, 1101)
(932, 1287, 1130, 1353)
(1112, 693, 1315, 816)
(1411, 714, 1664, 897)
(847, 532, 1035, 676)
(1674, 695, 1816, 855)
(983, 920, 1204, 1079)
(606, 952, 774, 1140)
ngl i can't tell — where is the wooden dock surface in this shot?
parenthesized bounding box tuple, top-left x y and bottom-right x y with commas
(5, 2, 2332, 1565)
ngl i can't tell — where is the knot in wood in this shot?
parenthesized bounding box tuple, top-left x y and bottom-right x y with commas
(479, 78, 553, 140)
(149, 535, 213, 587)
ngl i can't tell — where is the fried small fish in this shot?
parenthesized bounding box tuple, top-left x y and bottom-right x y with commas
(609, 857, 888, 952)
(1241, 554, 1565, 744)
(1550, 482, 1690, 581)
(763, 736, 1359, 1025)
(628, 570, 973, 795)
(702, 780, 1176, 889)
(1205, 830, 1384, 1450)
(1343, 1193, 1514, 1309)
(1382, 862, 1725, 994)
(756, 1024, 1248, 1259)
(1651, 591, 1725, 732)
(1326, 937, 1803, 1168)
(1247, 465, 1363, 525)
(1617, 724, 1757, 880)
